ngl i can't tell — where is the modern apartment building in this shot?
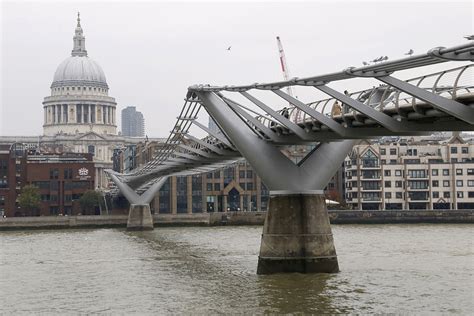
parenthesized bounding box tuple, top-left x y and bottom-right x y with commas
(345, 134, 474, 210)
(121, 106, 145, 137)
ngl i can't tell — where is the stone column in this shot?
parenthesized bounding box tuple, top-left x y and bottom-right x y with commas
(223, 195, 228, 212)
(256, 177, 262, 211)
(76, 104, 81, 123)
(171, 176, 177, 214)
(239, 195, 244, 211)
(57, 104, 60, 124)
(187, 176, 193, 214)
(127, 204, 153, 231)
(257, 194, 339, 274)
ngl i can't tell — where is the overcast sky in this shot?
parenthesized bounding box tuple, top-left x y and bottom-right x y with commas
(1, 0, 472, 137)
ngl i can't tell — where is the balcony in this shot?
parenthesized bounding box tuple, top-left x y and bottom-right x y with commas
(361, 187, 382, 191)
(362, 197, 382, 202)
(407, 186, 429, 191)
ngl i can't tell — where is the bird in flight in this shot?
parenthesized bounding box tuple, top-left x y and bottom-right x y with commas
(227, 46, 232, 51)
(464, 35, 474, 40)
(405, 49, 414, 56)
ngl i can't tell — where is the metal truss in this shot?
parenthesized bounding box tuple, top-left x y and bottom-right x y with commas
(107, 42, 474, 201)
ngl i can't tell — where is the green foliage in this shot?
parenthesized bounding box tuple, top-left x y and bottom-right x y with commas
(79, 190, 103, 213)
(18, 185, 41, 211)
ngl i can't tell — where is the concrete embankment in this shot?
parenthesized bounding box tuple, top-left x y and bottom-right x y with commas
(0, 210, 472, 231)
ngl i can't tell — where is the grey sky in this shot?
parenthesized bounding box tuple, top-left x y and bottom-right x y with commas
(1, 0, 472, 137)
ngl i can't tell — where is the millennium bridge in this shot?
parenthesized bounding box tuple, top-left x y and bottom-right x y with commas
(107, 42, 474, 274)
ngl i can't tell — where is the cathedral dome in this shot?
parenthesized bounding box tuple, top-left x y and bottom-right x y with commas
(52, 56, 108, 88)
(50, 12, 108, 89)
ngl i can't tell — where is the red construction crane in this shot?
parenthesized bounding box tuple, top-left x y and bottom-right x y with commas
(276, 36, 301, 123)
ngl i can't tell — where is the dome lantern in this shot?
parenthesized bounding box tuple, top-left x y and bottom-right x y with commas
(72, 12, 87, 57)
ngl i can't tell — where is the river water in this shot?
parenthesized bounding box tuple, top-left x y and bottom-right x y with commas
(1, 224, 472, 314)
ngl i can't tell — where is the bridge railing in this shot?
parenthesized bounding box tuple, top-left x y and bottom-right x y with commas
(252, 64, 473, 129)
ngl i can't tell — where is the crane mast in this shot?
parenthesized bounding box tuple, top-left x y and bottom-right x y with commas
(276, 36, 301, 123)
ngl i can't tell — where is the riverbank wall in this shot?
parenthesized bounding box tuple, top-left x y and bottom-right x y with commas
(0, 210, 472, 231)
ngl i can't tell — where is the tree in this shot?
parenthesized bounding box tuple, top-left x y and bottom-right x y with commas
(18, 185, 41, 216)
(79, 190, 103, 215)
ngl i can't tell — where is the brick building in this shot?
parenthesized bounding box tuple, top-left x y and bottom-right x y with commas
(0, 143, 95, 217)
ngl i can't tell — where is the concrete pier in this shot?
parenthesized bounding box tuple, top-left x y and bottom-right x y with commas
(257, 194, 339, 274)
(127, 204, 153, 231)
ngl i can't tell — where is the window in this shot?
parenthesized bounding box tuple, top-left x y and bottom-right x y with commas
(443, 180, 450, 187)
(49, 168, 59, 179)
(239, 170, 245, 178)
(362, 181, 381, 190)
(451, 158, 458, 163)
(380, 149, 386, 155)
(381, 159, 386, 165)
(456, 180, 463, 187)
(442, 169, 449, 176)
(432, 180, 439, 187)
(407, 149, 417, 156)
(64, 168, 73, 180)
(206, 183, 212, 191)
(213, 171, 220, 178)
(206, 173, 212, 179)
(384, 170, 391, 176)
(362, 170, 380, 179)
(432, 169, 438, 176)
(468, 180, 474, 187)
(385, 192, 392, 199)
(390, 149, 397, 155)
(396, 192, 403, 199)
(461, 147, 468, 154)
(457, 192, 464, 198)
(247, 182, 253, 190)
(361, 149, 379, 168)
(395, 170, 402, 176)
(467, 169, 474, 175)
(88, 145, 95, 155)
(451, 147, 458, 154)
(408, 180, 428, 189)
(384, 181, 391, 187)
(390, 159, 397, 165)
(408, 170, 426, 178)
(432, 192, 439, 198)
(246, 170, 253, 178)
(443, 192, 450, 198)
(214, 183, 220, 191)
(468, 192, 474, 198)
(395, 181, 403, 188)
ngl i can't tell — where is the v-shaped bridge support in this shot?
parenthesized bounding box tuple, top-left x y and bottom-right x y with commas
(197, 91, 355, 193)
(109, 174, 169, 231)
(197, 91, 356, 274)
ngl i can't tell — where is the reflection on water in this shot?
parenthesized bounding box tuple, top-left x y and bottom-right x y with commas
(0, 225, 472, 314)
